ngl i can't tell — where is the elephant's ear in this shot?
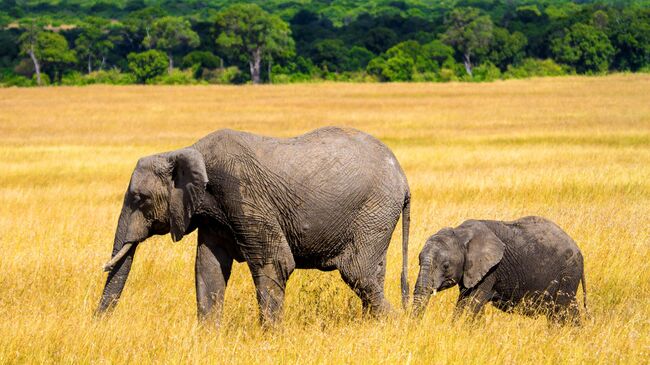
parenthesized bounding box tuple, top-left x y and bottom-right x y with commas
(168, 148, 208, 242)
(456, 221, 505, 288)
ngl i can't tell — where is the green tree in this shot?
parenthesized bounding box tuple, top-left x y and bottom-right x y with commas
(310, 38, 347, 72)
(344, 46, 374, 70)
(363, 27, 398, 54)
(182, 50, 222, 77)
(442, 7, 494, 76)
(122, 6, 167, 52)
(487, 28, 527, 71)
(367, 40, 455, 82)
(607, 10, 650, 71)
(551, 23, 614, 74)
(383, 53, 414, 81)
(421, 40, 455, 67)
(127, 49, 168, 83)
(75, 16, 122, 74)
(143, 16, 199, 74)
(214, 4, 294, 84)
(367, 51, 414, 82)
(19, 21, 76, 85)
(17, 19, 43, 85)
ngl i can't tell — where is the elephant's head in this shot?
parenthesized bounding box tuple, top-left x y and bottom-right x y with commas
(412, 221, 505, 318)
(95, 148, 208, 315)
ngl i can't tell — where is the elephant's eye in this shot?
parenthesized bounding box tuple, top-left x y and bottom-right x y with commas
(133, 194, 147, 205)
(442, 262, 450, 270)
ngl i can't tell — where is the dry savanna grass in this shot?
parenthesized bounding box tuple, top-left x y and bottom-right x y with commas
(0, 74, 648, 364)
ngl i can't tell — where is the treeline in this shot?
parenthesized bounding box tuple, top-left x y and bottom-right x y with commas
(1, 1, 649, 86)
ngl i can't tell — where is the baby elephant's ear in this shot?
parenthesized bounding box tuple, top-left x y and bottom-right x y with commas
(456, 221, 505, 288)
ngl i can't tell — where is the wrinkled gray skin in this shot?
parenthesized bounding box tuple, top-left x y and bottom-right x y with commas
(96, 127, 411, 327)
(413, 216, 587, 325)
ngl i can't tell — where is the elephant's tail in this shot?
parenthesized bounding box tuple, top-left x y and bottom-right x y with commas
(581, 271, 589, 318)
(401, 191, 411, 310)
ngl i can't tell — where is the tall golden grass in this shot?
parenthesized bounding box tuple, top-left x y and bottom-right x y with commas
(0, 74, 648, 364)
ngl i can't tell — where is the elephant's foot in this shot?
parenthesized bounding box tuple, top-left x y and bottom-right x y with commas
(363, 298, 392, 319)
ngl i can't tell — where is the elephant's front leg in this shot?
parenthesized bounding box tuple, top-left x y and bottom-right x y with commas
(195, 226, 234, 326)
(454, 275, 496, 321)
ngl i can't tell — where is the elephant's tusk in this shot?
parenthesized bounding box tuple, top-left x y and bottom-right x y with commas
(433, 289, 437, 296)
(103, 243, 133, 272)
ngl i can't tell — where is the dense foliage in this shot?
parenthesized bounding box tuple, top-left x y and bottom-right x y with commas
(1, 1, 649, 85)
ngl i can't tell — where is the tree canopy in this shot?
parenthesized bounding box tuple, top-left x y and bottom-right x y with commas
(214, 4, 294, 84)
(1, 1, 649, 86)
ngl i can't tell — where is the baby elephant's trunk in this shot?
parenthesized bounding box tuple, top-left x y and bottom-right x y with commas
(411, 287, 436, 318)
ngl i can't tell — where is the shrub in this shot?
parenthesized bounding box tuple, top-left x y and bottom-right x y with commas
(504, 58, 568, 79)
(270, 72, 316, 84)
(127, 50, 168, 84)
(639, 65, 650, 74)
(0, 73, 34, 87)
(202, 66, 241, 84)
(411, 71, 437, 82)
(152, 68, 201, 85)
(87, 69, 136, 85)
(437, 68, 458, 82)
(182, 51, 221, 77)
(32, 72, 50, 85)
(342, 71, 376, 83)
(61, 71, 88, 85)
(59, 69, 136, 85)
(472, 62, 501, 82)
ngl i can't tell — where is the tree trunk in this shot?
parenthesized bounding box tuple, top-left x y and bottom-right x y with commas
(88, 55, 93, 74)
(168, 52, 173, 75)
(463, 52, 473, 77)
(28, 48, 42, 86)
(268, 55, 272, 84)
(100, 56, 106, 71)
(249, 48, 262, 84)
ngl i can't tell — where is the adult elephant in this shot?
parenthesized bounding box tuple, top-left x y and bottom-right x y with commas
(96, 127, 411, 326)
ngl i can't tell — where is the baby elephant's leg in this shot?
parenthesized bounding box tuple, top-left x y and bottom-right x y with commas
(548, 295, 581, 326)
(454, 275, 496, 321)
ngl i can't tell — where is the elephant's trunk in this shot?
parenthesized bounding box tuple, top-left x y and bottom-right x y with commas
(411, 290, 435, 319)
(95, 205, 137, 316)
(411, 268, 436, 318)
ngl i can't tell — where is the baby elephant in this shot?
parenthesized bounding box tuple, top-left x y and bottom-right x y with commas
(413, 216, 587, 325)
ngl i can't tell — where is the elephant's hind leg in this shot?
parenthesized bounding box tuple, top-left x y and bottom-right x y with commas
(337, 236, 392, 318)
(547, 270, 582, 326)
(547, 282, 581, 326)
(339, 265, 390, 317)
(548, 298, 581, 326)
(246, 226, 296, 328)
(195, 226, 234, 327)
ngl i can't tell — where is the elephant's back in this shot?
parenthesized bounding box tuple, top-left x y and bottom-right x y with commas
(216, 126, 408, 195)
(505, 216, 581, 258)
(491, 216, 583, 304)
